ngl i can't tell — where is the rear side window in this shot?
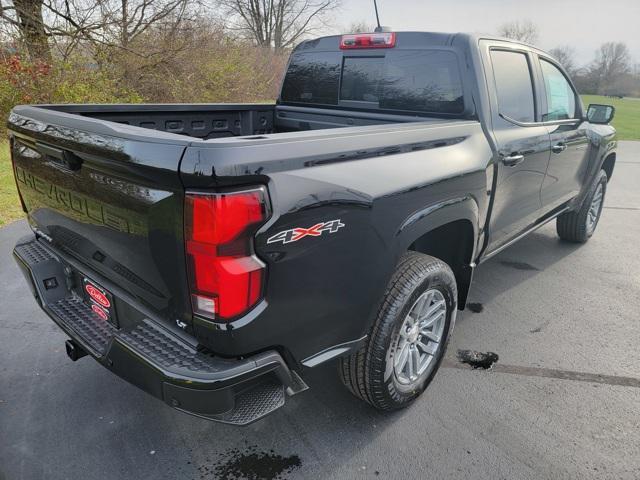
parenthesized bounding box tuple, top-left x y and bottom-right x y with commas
(490, 50, 536, 123)
(281, 49, 464, 115)
(540, 58, 577, 121)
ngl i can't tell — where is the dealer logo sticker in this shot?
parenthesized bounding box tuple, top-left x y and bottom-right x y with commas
(91, 304, 109, 321)
(267, 219, 345, 245)
(85, 283, 111, 308)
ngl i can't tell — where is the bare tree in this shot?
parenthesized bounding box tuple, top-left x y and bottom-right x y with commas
(1, 0, 51, 60)
(40, 0, 112, 59)
(220, 0, 341, 51)
(344, 21, 373, 34)
(1, 0, 196, 60)
(497, 19, 538, 44)
(90, 0, 192, 49)
(549, 45, 577, 77)
(589, 42, 630, 94)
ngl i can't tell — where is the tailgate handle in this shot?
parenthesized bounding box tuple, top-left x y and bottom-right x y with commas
(36, 142, 83, 171)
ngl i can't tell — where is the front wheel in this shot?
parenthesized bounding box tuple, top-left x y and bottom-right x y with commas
(557, 170, 608, 243)
(338, 252, 457, 410)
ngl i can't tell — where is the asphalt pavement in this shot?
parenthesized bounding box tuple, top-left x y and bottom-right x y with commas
(1, 142, 639, 480)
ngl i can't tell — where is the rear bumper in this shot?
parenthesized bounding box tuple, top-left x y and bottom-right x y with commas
(13, 234, 306, 425)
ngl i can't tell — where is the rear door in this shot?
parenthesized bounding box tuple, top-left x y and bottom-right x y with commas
(536, 55, 591, 209)
(481, 44, 551, 253)
(9, 108, 191, 329)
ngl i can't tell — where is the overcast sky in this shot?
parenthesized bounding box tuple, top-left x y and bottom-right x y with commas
(331, 0, 640, 66)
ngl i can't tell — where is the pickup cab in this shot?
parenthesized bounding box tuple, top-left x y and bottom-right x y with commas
(8, 31, 617, 424)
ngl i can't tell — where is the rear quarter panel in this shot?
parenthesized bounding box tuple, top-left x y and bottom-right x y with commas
(181, 122, 493, 363)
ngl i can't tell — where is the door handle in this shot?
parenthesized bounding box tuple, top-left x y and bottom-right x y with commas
(552, 143, 567, 154)
(501, 153, 525, 167)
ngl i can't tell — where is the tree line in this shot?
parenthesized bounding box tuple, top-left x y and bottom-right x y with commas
(0, 4, 637, 133)
(498, 20, 639, 97)
(0, 0, 340, 59)
(0, 0, 343, 134)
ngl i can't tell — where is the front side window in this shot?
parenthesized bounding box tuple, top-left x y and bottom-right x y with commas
(540, 58, 577, 121)
(490, 50, 536, 123)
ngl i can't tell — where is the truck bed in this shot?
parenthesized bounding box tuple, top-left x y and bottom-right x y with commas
(15, 103, 448, 141)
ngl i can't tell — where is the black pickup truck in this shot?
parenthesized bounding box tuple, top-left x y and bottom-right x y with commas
(8, 31, 617, 425)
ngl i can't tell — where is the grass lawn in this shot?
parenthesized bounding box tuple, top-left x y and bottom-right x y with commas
(581, 95, 640, 141)
(0, 141, 24, 227)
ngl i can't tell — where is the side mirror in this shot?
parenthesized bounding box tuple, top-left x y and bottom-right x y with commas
(586, 104, 615, 124)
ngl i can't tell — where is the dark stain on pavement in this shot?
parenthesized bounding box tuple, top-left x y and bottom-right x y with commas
(201, 445, 301, 480)
(457, 349, 499, 369)
(500, 260, 539, 271)
(466, 302, 484, 313)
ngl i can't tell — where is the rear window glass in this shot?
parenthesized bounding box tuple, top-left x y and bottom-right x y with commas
(341, 57, 384, 102)
(281, 50, 464, 115)
(280, 52, 341, 105)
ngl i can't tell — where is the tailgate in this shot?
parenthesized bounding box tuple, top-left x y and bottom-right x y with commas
(8, 106, 192, 329)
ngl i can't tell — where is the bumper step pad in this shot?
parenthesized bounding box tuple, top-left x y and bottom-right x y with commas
(49, 296, 115, 355)
(119, 321, 243, 375)
(210, 379, 286, 425)
(15, 238, 116, 356)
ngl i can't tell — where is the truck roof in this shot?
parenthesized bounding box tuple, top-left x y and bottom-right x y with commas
(295, 31, 548, 56)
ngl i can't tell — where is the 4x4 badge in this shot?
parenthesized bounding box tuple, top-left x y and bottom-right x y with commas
(267, 219, 345, 245)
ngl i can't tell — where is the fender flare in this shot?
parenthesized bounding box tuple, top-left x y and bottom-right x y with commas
(395, 195, 480, 259)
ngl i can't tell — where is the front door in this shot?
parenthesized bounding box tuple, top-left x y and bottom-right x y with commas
(537, 56, 591, 209)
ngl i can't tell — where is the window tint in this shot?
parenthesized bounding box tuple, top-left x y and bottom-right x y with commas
(281, 52, 341, 105)
(341, 57, 384, 102)
(378, 51, 464, 114)
(490, 50, 535, 123)
(281, 50, 464, 115)
(540, 59, 577, 121)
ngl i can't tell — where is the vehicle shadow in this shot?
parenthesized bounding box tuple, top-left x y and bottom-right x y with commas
(462, 223, 583, 311)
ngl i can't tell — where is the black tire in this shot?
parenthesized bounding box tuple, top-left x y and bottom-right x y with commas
(338, 251, 457, 411)
(556, 170, 608, 243)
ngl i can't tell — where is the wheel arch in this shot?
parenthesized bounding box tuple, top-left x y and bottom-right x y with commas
(397, 196, 479, 310)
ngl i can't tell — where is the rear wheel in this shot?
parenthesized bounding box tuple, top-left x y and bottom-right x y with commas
(338, 252, 457, 410)
(557, 170, 608, 243)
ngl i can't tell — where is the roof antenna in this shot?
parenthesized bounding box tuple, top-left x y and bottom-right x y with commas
(373, 0, 383, 32)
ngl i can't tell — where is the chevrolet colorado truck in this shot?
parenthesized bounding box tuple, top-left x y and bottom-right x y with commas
(8, 32, 617, 425)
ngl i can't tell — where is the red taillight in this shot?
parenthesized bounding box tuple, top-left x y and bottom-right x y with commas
(185, 187, 269, 322)
(340, 32, 396, 49)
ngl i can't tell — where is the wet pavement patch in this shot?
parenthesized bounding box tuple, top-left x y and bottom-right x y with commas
(456, 349, 499, 369)
(499, 260, 539, 271)
(466, 302, 484, 313)
(203, 445, 301, 480)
